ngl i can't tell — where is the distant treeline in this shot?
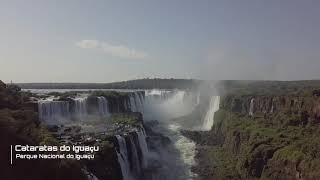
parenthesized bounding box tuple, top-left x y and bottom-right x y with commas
(217, 80, 320, 96)
(17, 78, 202, 90)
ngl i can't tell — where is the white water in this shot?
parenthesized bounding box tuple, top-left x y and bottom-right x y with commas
(97, 96, 110, 117)
(35, 89, 219, 179)
(196, 93, 200, 106)
(129, 92, 144, 113)
(143, 90, 194, 120)
(116, 135, 133, 180)
(129, 95, 138, 112)
(37, 95, 113, 123)
(140, 90, 199, 179)
(115, 130, 150, 180)
(168, 123, 197, 179)
(136, 130, 149, 168)
(38, 100, 70, 123)
(249, 98, 254, 116)
(129, 136, 141, 176)
(74, 97, 88, 117)
(202, 96, 220, 131)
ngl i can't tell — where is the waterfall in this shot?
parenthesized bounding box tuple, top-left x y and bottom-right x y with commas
(142, 90, 192, 120)
(129, 94, 137, 112)
(136, 130, 149, 168)
(74, 97, 88, 117)
(36, 89, 211, 179)
(128, 92, 144, 113)
(134, 92, 144, 112)
(196, 92, 200, 106)
(141, 89, 202, 179)
(115, 135, 133, 180)
(38, 95, 113, 123)
(249, 98, 254, 116)
(128, 136, 141, 176)
(115, 128, 150, 180)
(124, 99, 129, 111)
(38, 100, 70, 123)
(202, 96, 220, 131)
(97, 96, 110, 117)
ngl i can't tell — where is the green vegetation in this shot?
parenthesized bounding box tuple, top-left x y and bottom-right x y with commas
(193, 80, 320, 179)
(110, 113, 141, 126)
(218, 80, 320, 96)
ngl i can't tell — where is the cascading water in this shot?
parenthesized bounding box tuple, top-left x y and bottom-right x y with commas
(128, 136, 141, 176)
(38, 100, 70, 123)
(116, 135, 133, 180)
(97, 96, 110, 117)
(129, 94, 137, 112)
(249, 98, 254, 116)
(136, 130, 149, 168)
(140, 89, 200, 179)
(197, 93, 200, 106)
(143, 90, 194, 120)
(73, 97, 88, 118)
(38, 95, 114, 124)
(35, 89, 217, 180)
(202, 96, 220, 131)
(135, 94, 141, 112)
(115, 130, 149, 180)
(129, 92, 144, 113)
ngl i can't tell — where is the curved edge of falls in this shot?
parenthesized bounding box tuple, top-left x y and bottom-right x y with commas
(36, 89, 221, 180)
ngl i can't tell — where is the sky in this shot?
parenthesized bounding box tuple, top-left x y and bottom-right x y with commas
(0, 0, 320, 83)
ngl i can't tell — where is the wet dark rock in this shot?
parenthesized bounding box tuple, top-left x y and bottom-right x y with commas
(64, 127, 72, 132)
(61, 126, 81, 135)
(47, 125, 59, 132)
(84, 138, 96, 146)
(22, 102, 38, 112)
(313, 89, 320, 97)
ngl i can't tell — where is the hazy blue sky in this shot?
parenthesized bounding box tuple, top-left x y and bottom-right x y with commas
(1, 0, 320, 83)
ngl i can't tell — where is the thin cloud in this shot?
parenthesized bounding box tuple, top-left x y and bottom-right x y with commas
(75, 40, 99, 49)
(75, 40, 147, 59)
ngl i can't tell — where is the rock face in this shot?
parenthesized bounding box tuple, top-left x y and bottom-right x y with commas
(222, 95, 320, 123)
(189, 93, 320, 180)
